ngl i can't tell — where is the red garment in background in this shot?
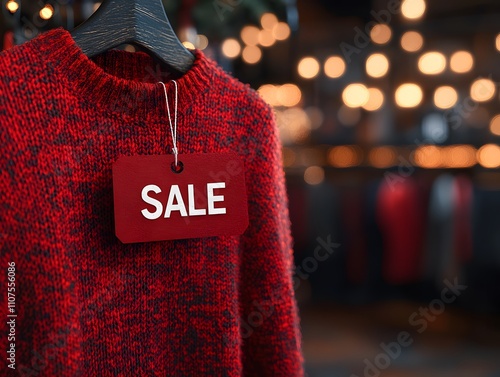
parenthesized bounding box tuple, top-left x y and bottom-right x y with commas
(376, 177, 425, 284)
(453, 175, 473, 263)
(3, 30, 14, 51)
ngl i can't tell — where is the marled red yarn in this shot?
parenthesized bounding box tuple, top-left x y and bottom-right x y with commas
(0, 28, 303, 377)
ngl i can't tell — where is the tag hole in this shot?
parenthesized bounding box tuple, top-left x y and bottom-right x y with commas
(171, 161, 184, 174)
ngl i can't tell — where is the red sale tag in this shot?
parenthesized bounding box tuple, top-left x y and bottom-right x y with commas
(112, 153, 249, 243)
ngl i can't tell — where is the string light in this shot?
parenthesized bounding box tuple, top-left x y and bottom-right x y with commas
(342, 83, 370, 108)
(450, 51, 474, 73)
(418, 51, 446, 75)
(477, 144, 500, 168)
(324, 56, 346, 78)
(182, 41, 195, 50)
(366, 53, 389, 78)
(401, 0, 426, 20)
(221, 38, 241, 59)
(369, 147, 397, 168)
(241, 26, 260, 46)
(242, 45, 262, 64)
(490, 115, 500, 136)
(363, 88, 385, 111)
(304, 166, 325, 185)
(496, 34, 500, 51)
(470, 78, 496, 102)
(258, 84, 279, 107)
(6, 0, 19, 13)
(277, 84, 302, 107)
(273, 22, 291, 41)
(434, 86, 458, 109)
(258, 29, 276, 47)
(195, 35, 209, 50)
(401, 31, 424, 52)
(395, 83, 423, 108)
(328, 146, 362, 167)
(413, 145, 441, 168)
(370, 24, 392, 45)
(261, 13, 279, 31)
(297, 57, 320, 79)
(39, 4, 54, 20)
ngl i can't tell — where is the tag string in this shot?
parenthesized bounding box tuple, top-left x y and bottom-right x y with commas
(159, 80, 179, 166)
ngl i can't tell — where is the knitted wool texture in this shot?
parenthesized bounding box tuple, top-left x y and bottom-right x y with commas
(0, 28, 303, 376)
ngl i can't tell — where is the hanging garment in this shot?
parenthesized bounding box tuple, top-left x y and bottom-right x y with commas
(0, 28, 303, 377)
(423, 174, 455, 284)
(376, 177, 425, 285)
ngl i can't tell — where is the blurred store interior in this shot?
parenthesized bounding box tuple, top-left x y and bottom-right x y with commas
(2, 0, 500, 375)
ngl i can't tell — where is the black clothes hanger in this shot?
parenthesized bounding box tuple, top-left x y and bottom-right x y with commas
(71, 0, 195, 74)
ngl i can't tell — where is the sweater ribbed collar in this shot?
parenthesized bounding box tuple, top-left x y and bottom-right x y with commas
(31, 28, 214, 119)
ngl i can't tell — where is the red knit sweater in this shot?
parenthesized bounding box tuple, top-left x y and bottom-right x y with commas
(0, 28, 303, 376)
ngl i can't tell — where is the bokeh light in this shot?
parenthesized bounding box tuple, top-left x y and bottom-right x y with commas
(470, 78, 496, 102)
(324, 56, 346, 78)
(370, 24, 392, 45)
(401, 31, 424, 52)
(434, 86, 458, 109)
(342, 83, 370, 108)
(418, 51, 446, 75)
(366, 53, 390, 78)
(450, 51, 474, 73)
(401, 0, 426, 20)
(298, 57, 321, 79)
(395, 83, 423, 108)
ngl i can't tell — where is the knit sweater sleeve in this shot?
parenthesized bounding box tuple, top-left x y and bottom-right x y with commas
(239, 98, 304, 376)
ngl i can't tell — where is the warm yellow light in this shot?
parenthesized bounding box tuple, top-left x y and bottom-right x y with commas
(182, 41, 195, 50)
(261, 13, 279, 31)
(395, 83, 423, 108)
(450, 51, 474, 74)
(442, 145, 477, 168)
(470, 78, 496, 102)
(401, 0, 426, 20)
(342, 83, 370, 108)
(401, 31, 423, 52)
(370, 24, 392, 45)
(496, 34, 500, 51)
(258, 84, 280, 107)
(273, 22, 291, 41)
(413, 146, 442, 168)
(277, 84, 302, 107)
(39, 4, 54, 20)
(434, 86, 458, 109)
(258, 29, 276, 47)
(490, 115, 500, 136)
(221, 38, 241, 59)
(6, 0, 19, 13)
(418, 51, 446, 75)
(304, 166, 325, 185)
(369, 147, 397, 168)
(241, 26, 260, 46)
(324, 56, 346, 78)
(328, 146, 362, 168)
(297, 57, 320, 79)
(363, 88, 385, 111)
(366, 53, 389, 78)
(242, 45, 262, 64)
(477, 144, 500, 168)
(196, 35, 209, 50)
